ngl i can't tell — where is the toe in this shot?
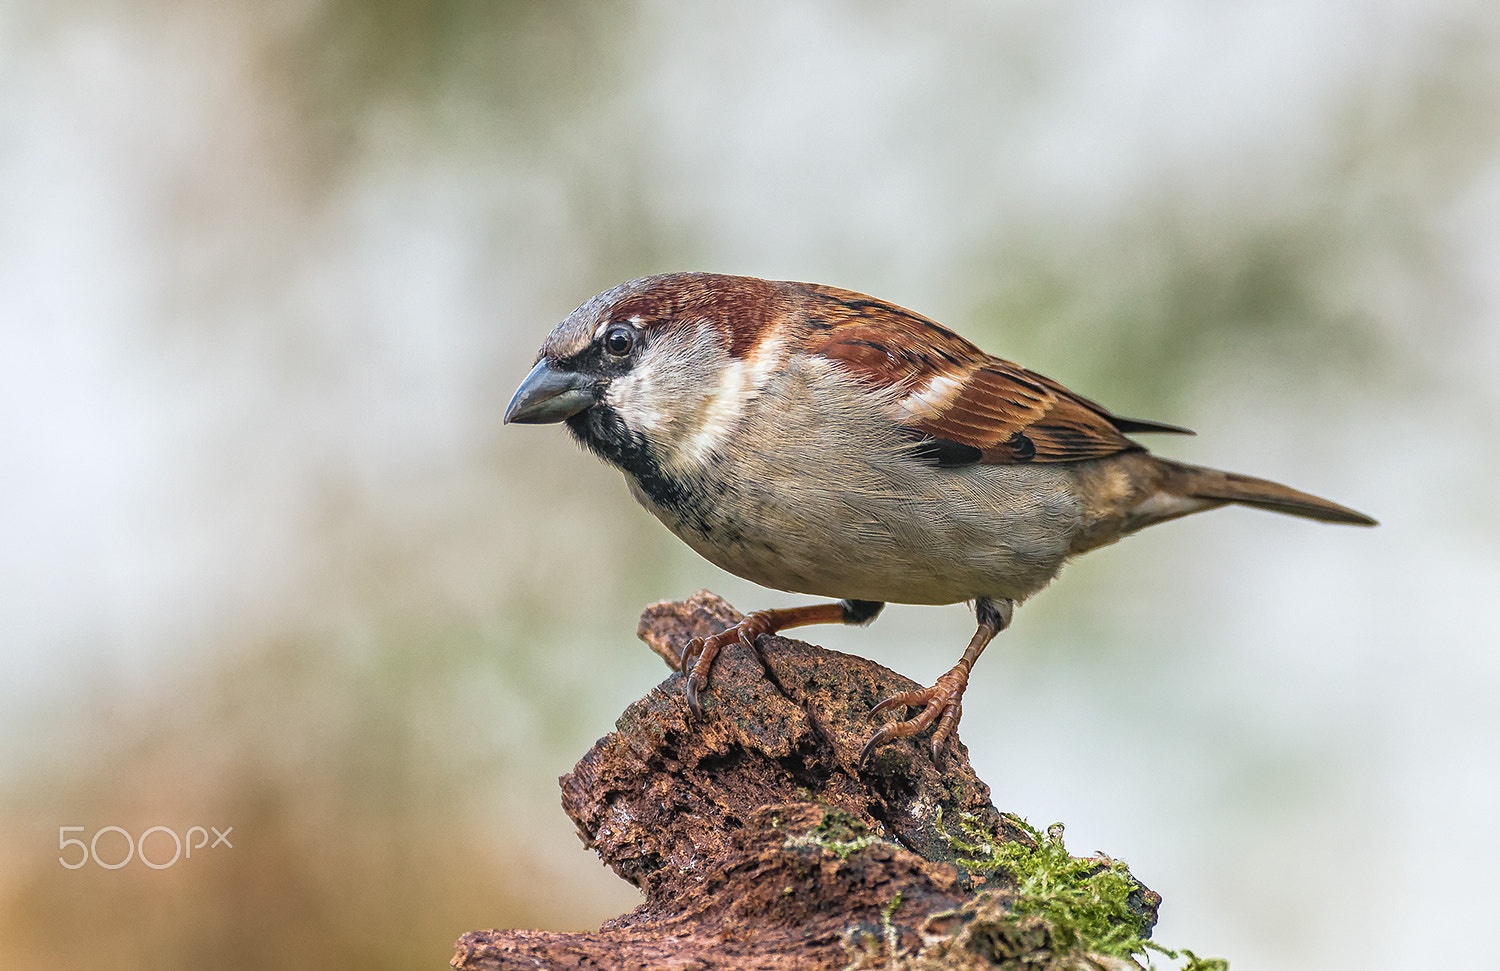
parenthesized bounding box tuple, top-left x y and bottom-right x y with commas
(869, 688, 929, 717)
(928, 701, 962, 760)
(863, 676, 968, 761)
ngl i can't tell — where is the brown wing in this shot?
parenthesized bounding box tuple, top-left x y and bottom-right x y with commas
(797, 284, 1166, 464)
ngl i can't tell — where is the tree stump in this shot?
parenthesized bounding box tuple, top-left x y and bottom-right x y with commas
(453, 592, 1162, 970)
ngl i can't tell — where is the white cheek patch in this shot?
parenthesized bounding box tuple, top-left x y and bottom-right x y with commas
(606, 363, 666, 432)
(680, 358, 750, 465)
(677, 330, 785, 467)
(895, 371, 966, 420)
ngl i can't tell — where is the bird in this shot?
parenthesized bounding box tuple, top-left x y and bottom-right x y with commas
(505, 272, 1376, 762)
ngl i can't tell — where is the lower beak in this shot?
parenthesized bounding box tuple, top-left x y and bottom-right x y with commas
(504, 360, 599, 424)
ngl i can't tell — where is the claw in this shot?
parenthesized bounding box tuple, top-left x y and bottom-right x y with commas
(682, 635, 723, 718)
(675, 611, 783, 717)
(859, 668, 970, 763)
(679, 636, 704, 675)
(671, 602, 854, 722)
(929, 700, 962, 761)
(858, 725, 898, 763)
(679, 636, 703, 715)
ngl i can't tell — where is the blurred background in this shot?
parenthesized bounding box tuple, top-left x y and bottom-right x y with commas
(2, 1, 1497, 968)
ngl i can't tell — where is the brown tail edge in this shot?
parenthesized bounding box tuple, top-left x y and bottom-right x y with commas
(1165, 460, 1378, 527)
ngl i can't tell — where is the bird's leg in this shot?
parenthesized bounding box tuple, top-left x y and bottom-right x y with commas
(861, 597, 1013, 762)
(680, 599, 884, 715)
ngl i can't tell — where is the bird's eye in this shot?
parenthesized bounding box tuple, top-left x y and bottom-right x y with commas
(603, 325, 636, 357)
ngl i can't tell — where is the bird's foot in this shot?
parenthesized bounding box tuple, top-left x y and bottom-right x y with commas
(861, 665, 970, 762)
(678, 611, 777, 716)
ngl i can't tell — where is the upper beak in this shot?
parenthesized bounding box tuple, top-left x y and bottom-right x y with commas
(504, 359, 599, 424)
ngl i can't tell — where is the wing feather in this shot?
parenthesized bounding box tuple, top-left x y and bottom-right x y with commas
(797, 284, 1181, 465)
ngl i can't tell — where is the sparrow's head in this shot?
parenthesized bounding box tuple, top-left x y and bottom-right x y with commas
(505, 272, 791, 473)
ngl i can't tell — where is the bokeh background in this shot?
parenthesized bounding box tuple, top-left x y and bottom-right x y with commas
(3, 1, 1498, 969)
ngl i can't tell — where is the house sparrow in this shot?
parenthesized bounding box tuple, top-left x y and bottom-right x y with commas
(506, 272, 1376, 761)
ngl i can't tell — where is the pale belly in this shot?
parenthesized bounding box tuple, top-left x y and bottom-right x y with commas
(628, 455, 1083, 606)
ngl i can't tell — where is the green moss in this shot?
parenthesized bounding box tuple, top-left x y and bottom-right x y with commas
(795, 806, 1227, 970)
(784, 809, 899, 860)
(881, 891, 904, 957)
(940, 811, 1228, 970)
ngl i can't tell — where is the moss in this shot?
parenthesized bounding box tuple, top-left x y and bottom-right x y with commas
(881, 890, 904, 957)
(795, 806, 1227, 971)
(840, 890, 908, 970)
(940, 811, 1228, 971)
(784, 809, 899, 860)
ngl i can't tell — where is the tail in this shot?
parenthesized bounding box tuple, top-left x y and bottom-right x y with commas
(1164, 460, 1378, 526)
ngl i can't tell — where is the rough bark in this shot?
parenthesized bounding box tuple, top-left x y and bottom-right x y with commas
(453, 592, 1159, 970)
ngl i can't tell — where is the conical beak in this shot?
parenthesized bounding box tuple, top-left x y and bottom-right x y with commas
(504, 360, 599, 424)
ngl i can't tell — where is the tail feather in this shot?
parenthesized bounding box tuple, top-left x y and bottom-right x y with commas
(1166, 461, 1378, 527)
